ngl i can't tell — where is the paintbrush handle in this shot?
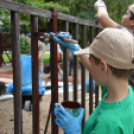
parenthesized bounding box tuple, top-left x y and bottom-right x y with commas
(44, 32, 78, 44)
(60, 37, 78, 44)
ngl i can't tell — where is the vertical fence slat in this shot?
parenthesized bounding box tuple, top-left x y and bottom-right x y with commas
(89, 74, 93, 113)
(63, 20, 69, 101)
(1, 2, 103, 133)
(95, 85, 99, 107)
(50, 7, 58, 134)
(81, 25, 86, 128)
(73, 23, 78, 101)
(95, 28, 100, 107)
(31, 15, 39, 134)
(11, 11, 22, 134)
(89, 26, 94, 114)
(0, 33, 2, 67)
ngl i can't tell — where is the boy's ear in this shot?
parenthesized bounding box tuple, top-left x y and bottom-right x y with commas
(132, 20, 134, 27)
(131, 19, 134, 27)
(100, 60, 108, 76)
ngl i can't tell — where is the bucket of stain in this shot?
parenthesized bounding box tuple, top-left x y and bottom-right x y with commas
(61, 101, 81, 117)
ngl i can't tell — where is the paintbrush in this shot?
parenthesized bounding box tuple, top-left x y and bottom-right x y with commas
(39, 32, 78, 44)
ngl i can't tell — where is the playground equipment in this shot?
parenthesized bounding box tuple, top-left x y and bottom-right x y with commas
(6, 56, 46, 112)
(0, 32, 12, 67)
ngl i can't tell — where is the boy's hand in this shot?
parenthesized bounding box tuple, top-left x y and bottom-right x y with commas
(50, 32, 80, 54)
(94, 0, 107, 11)
(54, 103, 84, 134)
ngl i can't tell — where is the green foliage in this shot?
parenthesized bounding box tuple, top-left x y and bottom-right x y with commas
(0, 0, 134, 47)
(0, 8, 11, 31)
(20, 24, 30, 34)
(15, 0, 69, 24)
(20, 36, 30, 54)
(58, 0, 133, 23)
(0, 0, 69, 34)
(0, 26, 11, 32)
(58, 0, 134, 46)
(38, 1, 69, 32)
(41, 1, 69, 13)
(0, 0, 133, 30)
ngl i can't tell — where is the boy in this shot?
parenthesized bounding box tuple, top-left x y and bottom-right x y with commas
(52, 28, 134, 134)
(94, 0, 134, 89)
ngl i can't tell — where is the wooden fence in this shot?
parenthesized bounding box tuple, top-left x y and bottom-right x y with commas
(0, 1, 102, 134)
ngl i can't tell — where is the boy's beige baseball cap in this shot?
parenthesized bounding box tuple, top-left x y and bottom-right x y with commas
(74, 28, 134, 69)
(129, 4, 134, 14)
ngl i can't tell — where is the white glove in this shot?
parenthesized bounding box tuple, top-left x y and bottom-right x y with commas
(94, 0, 107, 11)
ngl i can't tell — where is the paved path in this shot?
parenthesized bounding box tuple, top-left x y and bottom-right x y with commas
(0, 63, 13, 72)
(0, 63, 90, 81)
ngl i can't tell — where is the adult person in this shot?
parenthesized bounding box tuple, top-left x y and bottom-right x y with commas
(27, 33, 45, 78)
(94, 0, 134, 90)
(43, 38, 63, 75)
(26, 33, 46, 102)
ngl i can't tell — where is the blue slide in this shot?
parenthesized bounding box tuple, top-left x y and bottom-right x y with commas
(6, 56, 46, 95)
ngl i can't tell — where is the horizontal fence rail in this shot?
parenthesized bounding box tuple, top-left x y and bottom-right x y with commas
(0, 0, 101, 27)
(0, 1, 102, 134)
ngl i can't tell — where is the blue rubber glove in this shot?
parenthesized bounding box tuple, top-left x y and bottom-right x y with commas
(50, 32, 80, 54)
(54, 103, 84, 134)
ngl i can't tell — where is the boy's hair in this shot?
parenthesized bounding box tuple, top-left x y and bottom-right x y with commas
(130, 11, 134, 20)
(91, 55, 133, 79)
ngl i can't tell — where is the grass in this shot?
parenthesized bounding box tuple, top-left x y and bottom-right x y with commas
(2, 53, 81, 65)
(2, 54, 12, 62)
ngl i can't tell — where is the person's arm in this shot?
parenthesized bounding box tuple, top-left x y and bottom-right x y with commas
(38, 40, 45, 60)
(77, 49, 91, 72)
(38, 51, 44, 60)
(97, 7, 117, 28)
(50, 32, 92, 71)
(94, 0, 117, 28)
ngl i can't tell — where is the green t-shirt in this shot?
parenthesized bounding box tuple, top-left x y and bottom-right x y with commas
(82, 86, 134, 134)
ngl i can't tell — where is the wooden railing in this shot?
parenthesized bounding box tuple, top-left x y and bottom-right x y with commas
(0, 0, 102, 134)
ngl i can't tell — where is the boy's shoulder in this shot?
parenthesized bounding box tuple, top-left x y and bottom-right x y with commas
(117, 24, 134, 37)
(101, 85, 134, 97)
(95, 104, 133, 133)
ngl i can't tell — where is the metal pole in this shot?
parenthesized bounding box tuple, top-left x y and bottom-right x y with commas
(50, 7, 58, 134)
(31, 15, 39, 134)
(11, 11, 22, 134)
(81, 25, 86, 129)
(73, 23, 78, 101)
(89, 26, 94, 114)
(63, 21, 69, 101)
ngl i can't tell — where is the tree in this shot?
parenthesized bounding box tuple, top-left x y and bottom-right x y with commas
(20, 36, 30, 54)
(0, 8, 11, 32)
(57, 0, 133, 46)
(0, 0, 133, 46)
(0, 0, 70, 33)
(58, 0, 133, 23)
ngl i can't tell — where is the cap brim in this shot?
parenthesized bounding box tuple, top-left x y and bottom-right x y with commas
(74, 47, 90, 56)
(128, 5, 134, 14)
